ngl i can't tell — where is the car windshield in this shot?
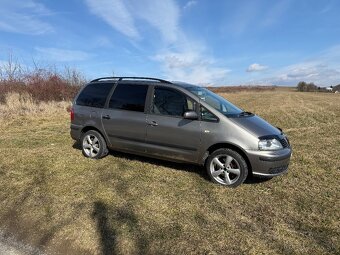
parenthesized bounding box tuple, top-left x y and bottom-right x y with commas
(187, 86, 243, 116)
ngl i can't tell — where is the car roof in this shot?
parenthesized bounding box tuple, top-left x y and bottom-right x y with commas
(89, 77, 200, 89)
(171, 81, 199, 89)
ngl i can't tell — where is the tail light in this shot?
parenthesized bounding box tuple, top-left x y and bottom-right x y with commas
(70, 108, 75, 121)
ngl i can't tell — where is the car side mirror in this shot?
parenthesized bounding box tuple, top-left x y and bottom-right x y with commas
(183, 111, 198, 120)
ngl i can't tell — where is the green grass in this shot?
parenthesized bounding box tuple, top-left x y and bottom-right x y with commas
(0, 90, 339, 254)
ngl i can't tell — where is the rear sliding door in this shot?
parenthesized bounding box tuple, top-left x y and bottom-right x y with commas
(101, 83, 149, 153)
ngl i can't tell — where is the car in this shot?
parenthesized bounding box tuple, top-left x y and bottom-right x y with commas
(70, 77, 292, 187)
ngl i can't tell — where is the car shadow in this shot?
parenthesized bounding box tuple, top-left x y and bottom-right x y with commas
(244, 175, 272, 184)
(72, 141, 210, 181)
(72, 141, 82, 150)
(72, 141, 272, 185)
(109, 150, 211, 181)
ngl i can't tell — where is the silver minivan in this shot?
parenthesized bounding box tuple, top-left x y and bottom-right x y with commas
(70, 77, 292, 187)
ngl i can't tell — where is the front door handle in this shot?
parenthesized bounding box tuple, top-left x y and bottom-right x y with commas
(102, 115, 111, 120)
(147, 120, 158, 126)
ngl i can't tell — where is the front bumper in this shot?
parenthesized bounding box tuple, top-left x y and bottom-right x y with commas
(245, 148, 292, 177)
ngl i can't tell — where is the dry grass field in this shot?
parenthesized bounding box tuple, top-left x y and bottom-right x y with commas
(0, 89, 339, 255)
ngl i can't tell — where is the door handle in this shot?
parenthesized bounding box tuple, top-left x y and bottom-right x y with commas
(147, 120, 158, 126)
(102, 115, 111, 120)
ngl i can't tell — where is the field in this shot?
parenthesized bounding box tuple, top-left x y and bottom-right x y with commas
(0, 89, 339, 255)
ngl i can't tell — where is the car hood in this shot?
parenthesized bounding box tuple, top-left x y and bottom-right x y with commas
(229, 114, 281, 137)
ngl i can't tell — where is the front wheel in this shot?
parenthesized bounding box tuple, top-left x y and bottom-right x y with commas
(206, 148, 248, 187)
(81, 130, 108, 159)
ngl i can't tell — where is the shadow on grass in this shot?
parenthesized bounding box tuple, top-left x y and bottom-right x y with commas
(72, 141, 82, 150)
(107, 150, 274, 186)
(92, 202, 117, 255)
(72, 141, 210, 182)
(92, 202, 150, 254)
(73, 141, 272, 186)
(244, 175, 272, 184)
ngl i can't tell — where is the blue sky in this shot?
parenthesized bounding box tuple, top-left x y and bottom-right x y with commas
(0, 0, 340, 86)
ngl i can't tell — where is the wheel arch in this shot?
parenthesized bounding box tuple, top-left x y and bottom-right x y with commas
(204, 143, 252, 174)
(81, 126, 109, 145)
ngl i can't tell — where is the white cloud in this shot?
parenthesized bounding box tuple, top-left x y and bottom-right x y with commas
(0, 0, 53, 35)
(85, 0, 139, 39)
(85, 0, 229, 84)
(248, 46, 340, 86)
(268, 64, 340, 86)
(153, 46, 230, 85)
(246, 63, 268, 72)
(154, 51, 206, 69)
(85, 0, 179, 43)
(183, 1, 197, 10)
(35, 47, 92, 62)
(136, 1, 179, 43)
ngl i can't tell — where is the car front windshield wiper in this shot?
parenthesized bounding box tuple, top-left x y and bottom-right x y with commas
(238, 111, 254, 117)
(223, 111, 253, 117)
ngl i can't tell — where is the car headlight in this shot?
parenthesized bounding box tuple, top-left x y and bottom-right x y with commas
(258, 138, 283, 151)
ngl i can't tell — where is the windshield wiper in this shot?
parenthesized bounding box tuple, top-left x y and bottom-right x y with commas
(224, 111, 254, 118)
(238, 111, 253, 116)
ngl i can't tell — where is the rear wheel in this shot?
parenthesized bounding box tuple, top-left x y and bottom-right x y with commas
(206, 148, 248, 187)
(81, 130, 108, 159)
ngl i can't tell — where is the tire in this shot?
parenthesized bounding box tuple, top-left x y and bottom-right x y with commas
(81, 130, 108, 159)
(205, 148, 248, 187)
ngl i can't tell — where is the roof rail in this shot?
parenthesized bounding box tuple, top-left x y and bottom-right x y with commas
(90, 76, 172, 84)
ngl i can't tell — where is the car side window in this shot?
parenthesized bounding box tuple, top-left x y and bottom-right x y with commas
(109, 84, 148, 112)
(152, 87, 195, 117)
(76, 82, 114, 108)
(200, 106, 218, 122)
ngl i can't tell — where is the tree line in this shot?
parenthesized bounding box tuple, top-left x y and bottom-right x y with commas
(296, 81, 339, 92)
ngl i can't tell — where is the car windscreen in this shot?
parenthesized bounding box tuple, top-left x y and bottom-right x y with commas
(186, 86, 243, 116)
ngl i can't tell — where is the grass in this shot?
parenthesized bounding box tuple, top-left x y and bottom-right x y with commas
(0, 90, 339, 255)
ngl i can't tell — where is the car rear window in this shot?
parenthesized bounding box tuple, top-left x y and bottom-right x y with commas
(76, 82, 114, 108)
(109, 83, 148, 112)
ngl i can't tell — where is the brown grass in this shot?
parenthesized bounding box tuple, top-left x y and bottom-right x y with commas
(0, 90, 339, 255)
(0, 93, 70, 117)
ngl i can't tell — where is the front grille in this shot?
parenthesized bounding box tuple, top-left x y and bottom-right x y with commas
(280, 137, 289, 148)
(269, 165, 288, 174)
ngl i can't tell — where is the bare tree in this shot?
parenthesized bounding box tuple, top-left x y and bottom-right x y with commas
(63, 66, 87, 86)
(2, 52, 23, 82)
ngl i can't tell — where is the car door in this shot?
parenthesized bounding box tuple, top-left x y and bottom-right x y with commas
(145, 86, 201, 163)
(101, 83, 149, 153)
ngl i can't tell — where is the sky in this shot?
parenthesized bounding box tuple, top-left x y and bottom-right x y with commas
(0, 0, 340, 86)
